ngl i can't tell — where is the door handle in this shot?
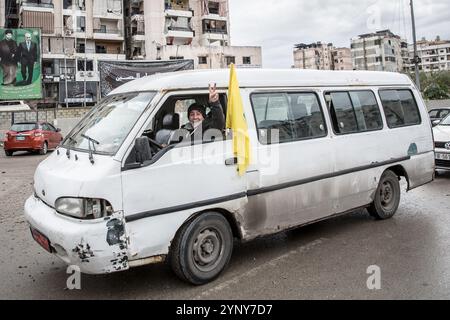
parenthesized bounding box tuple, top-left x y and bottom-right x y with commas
(225, 157, 238, 166)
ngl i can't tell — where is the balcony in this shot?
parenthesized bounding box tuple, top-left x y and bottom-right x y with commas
(20, 0, 54, 12)
(93, 28, 124, 41)
(131, 31, 145, 42)
(166, 27, 194, 45)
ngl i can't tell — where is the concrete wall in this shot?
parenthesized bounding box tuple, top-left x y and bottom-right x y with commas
(0, 108, 90, 141)
(425, 99, 450, 111)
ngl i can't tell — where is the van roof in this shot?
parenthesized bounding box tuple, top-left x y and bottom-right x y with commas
(109, 69, 414, 95)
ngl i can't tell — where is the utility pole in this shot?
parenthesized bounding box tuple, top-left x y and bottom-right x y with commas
(83, 34, 87, 108)
(62, 13, 68, 108)
(410, 0, 421, 91)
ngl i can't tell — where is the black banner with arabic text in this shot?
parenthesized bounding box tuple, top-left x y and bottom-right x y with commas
(98, 60, 194, 97)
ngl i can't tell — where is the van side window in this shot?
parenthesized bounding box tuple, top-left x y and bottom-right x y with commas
(379, 89, 421, 128)
(325, 90, 383, 134)
(251, 92, 327, 144)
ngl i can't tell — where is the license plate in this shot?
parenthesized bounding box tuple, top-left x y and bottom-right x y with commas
(436, 153, 450, 161)
(30, 228, 52, 253)
(16, 136, 25, 141)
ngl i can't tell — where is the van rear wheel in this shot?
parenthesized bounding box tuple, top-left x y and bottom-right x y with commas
(170, 212, 233, 285)
(368, 170, 401, 220)
(5, 150, 13, 157)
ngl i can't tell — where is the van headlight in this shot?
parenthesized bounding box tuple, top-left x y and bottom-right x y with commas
(55, 198, 114, 220)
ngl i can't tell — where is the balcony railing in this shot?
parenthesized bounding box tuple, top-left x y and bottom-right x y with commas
(203, 29, 227, 35)
(132, 31, 145, 36)
(168, 26, 193, 32)
(22, 0, 54, 8)
(94, 28, 122, 36)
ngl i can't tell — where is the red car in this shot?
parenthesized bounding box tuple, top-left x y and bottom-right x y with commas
(3, 122, 63, 156)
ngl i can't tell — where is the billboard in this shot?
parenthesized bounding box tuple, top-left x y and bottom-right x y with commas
(0, 28, 42, 100)
(59, 81, 98, 103)
(98, 59, 194, 97)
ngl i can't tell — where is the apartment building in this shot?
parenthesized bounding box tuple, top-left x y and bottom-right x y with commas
(123, 0, 262, 69)
(0, 0, 126, 106)
(409, 37, 450, 73)
(332, 47, 352, 71)
(351, 30, 409, 73)
(293, 42, 352, 70)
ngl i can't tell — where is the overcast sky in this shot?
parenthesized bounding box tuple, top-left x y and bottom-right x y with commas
(229, 0, 450, 68)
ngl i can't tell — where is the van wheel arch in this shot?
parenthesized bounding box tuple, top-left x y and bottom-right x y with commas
(386, 165, 410, 190)
(175, 208, 243, 242)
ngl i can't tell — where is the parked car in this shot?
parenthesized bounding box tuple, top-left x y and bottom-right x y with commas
(433, 114, 450, 171)
(429, 107, 450, 124)
(3, 122, 63, 156)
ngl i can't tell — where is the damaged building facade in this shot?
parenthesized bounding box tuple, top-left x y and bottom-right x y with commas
(0, 0, 262, 107)
(351, 30, 409, 72)
(293, 42, 352, 71)
(124, 0, 262, 69)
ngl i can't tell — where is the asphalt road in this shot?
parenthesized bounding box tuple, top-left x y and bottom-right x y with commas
(0, 150, 449, 300)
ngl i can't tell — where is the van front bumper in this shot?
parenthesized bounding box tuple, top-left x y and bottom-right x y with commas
(24, 195, 129, 274)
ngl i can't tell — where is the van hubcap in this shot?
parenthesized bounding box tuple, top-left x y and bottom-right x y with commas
(380, 181, 395, 209)
(193, 228, 222, 271)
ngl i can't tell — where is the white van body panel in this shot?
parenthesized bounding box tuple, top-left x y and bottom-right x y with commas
(24, 69, 435, 275)
(33, 150, 123, 211)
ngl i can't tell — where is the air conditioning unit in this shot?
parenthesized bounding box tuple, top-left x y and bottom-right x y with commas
(65, 29, 73, 36)
(87, 71, 94, 77)
(79, 71, 84, 76)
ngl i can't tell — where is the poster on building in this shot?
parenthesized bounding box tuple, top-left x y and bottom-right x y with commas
(0, 28, 42, 100)
(98, 59, 194, 97)
(59, 81, 98, 103)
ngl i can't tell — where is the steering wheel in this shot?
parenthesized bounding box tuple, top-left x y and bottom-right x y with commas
(147, 137, 164, 150)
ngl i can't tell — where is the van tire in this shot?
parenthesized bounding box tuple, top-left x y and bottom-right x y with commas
(170, 212, 233, 285)
(368, 170, 401, 220)
(39, 142, 48, 155)
(5, 150, 13, 157)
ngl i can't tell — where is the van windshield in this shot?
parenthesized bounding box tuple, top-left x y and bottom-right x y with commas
(63, 92, 156, 155)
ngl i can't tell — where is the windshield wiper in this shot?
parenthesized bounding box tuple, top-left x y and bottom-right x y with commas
(65, 136, 78, 158)
(81, 134, 100, 164)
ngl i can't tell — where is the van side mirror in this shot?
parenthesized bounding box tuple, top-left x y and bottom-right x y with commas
(432, 119, 441, 127)
(135, 137, 152, 164)
(56, 128, 61, 132)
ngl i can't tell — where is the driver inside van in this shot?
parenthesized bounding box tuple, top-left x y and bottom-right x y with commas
(181, 84, 225, 137)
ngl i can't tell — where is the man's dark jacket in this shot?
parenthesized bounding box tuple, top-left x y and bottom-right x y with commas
(0, 39, 18, 64)
(17, 41, 38, 65)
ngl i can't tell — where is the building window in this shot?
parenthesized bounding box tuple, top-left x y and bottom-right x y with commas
(243, 56, 251, 65)
(76, 16, 85, 32)
(225, 56, 235, 66)
(198, 56, 208, 65)
(77, 59, 93, 72)
(96, 45, 106, 54)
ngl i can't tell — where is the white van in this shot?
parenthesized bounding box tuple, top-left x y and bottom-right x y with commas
(24, 69, 435, 285)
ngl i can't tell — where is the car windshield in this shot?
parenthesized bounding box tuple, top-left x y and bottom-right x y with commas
(10, 123, 37, 132)
(63, 92, 156, 155)
(440, 114, 450, 125)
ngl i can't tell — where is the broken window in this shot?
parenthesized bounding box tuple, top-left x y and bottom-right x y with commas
(77, 59, 94, 72)
(243, 57, 251, 65)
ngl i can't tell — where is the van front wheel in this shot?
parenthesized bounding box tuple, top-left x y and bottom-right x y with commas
(368, 170, 401, 220)
(170, 212, 233, 285)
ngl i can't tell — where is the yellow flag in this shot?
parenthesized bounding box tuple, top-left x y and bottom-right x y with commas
(226, 64, 251, 176)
